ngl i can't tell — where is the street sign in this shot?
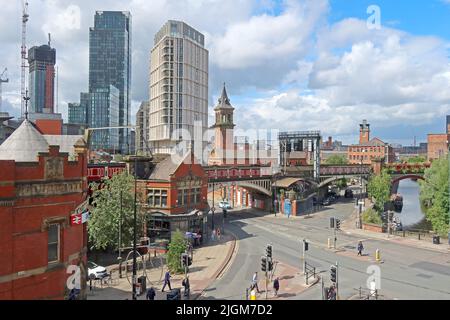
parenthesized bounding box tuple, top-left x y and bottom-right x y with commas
(70, 213, 82, 225)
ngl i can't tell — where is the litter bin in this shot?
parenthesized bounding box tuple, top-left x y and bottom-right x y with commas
(138, 276, 146, 294)
(432, 236, 440, 245)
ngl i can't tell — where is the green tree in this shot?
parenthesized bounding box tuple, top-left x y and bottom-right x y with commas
(362, 208, 382, 225)
(419, 157, 449, 236)
(88, 172, 143, 250)
(335, 178, 348, 189)
(325, 155, 348, 165)
(406, 156, 426, 164)
(367, 169, 392, 213)
(167, 230, 188, 273)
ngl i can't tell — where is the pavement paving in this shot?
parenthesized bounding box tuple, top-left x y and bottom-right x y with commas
(87, 233, 236, 300)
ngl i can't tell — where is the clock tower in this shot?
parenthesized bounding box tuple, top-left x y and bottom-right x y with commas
(209, 84, 235, 165)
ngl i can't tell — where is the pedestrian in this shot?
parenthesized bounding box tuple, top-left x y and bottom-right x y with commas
(182, 276, 190, 298)
(217, 227, 221, 240)
(273, 277, 280, 297)
(357, 241, 364, 256)
(146, 286, 156, 300)
(252, 272, 260, 293)
(161, 271, 172, 292)
(211, 228, 216, 241)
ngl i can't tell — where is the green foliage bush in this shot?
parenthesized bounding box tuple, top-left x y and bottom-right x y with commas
(362, 208, 382, 225)
(167, 230, 188, 274)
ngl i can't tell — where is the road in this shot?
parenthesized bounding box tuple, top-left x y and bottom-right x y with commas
(202, 200, 450, 300)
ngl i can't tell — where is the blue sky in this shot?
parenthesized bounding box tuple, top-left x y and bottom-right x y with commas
(1, 0, 449, 146)
(329, 0, 450, 39)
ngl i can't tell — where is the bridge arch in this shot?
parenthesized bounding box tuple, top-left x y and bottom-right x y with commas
(235, 181, 272, 196)
(318, 175, 368, 188)
(391, 174, 425, 185)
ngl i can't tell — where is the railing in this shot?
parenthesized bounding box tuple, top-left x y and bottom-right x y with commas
(354, 287, 379, 300)
(390, 228, 439, 241)
(304, 262, 316, 285)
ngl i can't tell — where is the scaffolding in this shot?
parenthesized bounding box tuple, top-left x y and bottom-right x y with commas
(278, 131, 322, 180)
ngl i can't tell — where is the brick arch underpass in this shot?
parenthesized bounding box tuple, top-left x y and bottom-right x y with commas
(391, 174, 425, 185)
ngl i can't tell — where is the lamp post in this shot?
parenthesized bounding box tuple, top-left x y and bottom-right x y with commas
(132, 157, 137, 300)
(118, 190, 123, 278)
(357, 149, 366, 229)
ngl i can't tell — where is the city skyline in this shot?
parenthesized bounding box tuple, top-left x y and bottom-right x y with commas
(0, 0, 450, 146)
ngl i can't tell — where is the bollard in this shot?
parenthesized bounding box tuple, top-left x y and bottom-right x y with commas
(328, 238, 331, 249)
(250, 289, 257, 300)
(375, 249, 381, 262)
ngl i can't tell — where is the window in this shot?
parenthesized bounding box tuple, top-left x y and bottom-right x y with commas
(48, 224, 60, 263)
(148, 189, 168, 208)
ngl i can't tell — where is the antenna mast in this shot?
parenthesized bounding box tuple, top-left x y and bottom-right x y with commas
(21, 1, 29, 118)
(0, 68, 9, 113)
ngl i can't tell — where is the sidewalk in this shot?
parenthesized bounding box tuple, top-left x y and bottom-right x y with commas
(342, 209, 450, 254)
(250, 261, 319, 300)
(88, 234, 236, 300)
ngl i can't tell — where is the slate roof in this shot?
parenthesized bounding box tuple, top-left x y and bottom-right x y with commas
(0, 119, 49, 162)
(0, 119, 84, 162)
(214, 83, 234, 111)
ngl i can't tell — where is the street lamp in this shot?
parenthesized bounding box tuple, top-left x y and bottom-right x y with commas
(118, 190, 123, 278)
(357, 149, 366, 229)
(132, 157, 138, 300)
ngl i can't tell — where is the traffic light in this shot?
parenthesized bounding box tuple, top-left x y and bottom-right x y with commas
(266, 244, 272, 258)
(330, 265, 337, 283)
(267, 258, 273, 271)
(330, 217, 335, 229)
(304, 240, 309, 252)
(261, 256, 267, 272)
(223, 209, 227, 218)
(335, 219, 341, 229)
(181, 253, 188, 267)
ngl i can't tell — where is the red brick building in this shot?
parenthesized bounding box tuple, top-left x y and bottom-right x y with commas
(427, 134, 449, 161)
(0, 120, 88, 300)
(133, 152, 208, 244)
(348, 120, 395, 164)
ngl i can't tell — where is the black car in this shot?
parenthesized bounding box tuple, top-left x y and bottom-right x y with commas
(344, 189, 353, 198)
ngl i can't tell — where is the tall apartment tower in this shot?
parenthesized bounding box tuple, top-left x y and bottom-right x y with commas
(28, 44, 56, 114)
(149, 20, 208, 155)
(359, 119, 370, 144)
(89, 11, 132, 153)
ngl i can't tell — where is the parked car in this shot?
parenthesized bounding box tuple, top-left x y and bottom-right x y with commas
(218, 200, 232, 209)
(323, 198, 331, 206)
(87, 261, 108, 280)
(344, 189, 353, 198)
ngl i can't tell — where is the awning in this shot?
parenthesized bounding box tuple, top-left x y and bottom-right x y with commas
(273, 177, 303, 188)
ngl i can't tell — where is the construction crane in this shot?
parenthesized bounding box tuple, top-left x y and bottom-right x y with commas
(21, 0, 29, 118)
(0, 68, 8, 113)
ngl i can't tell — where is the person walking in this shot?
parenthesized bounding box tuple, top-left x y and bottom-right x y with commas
(357, 241, 364, 256)
(211, 229, 216, 241)
(161, 271, 172, 292)
(252, 272, 260, 293)
(273, 277, 280, 297)
(182, 276, 190, 298)
(146, 286, 156, 300)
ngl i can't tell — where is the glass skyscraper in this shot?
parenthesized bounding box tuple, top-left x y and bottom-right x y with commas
(88, 86, 120, 151)
(89, 11, 131, 153)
